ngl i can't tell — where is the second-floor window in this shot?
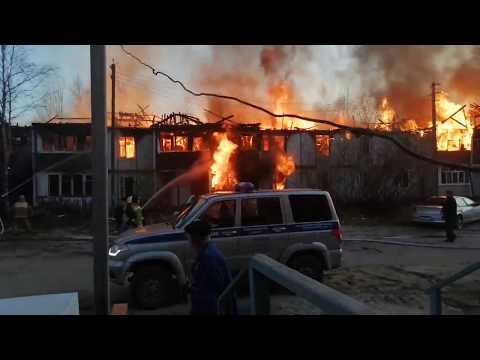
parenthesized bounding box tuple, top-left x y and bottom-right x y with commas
(42, 134, 78, 152)
(119, 136, 136, 159)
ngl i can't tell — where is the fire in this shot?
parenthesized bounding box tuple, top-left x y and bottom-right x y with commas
(436, 93, 473, 151)
(274, 152, 295, 190)
(267, 81, 311, 130)
(210, 132, 238, 191)
(375, 97, 395, 131)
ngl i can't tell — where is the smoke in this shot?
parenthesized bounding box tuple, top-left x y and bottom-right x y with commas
(351, 45, 480, 126)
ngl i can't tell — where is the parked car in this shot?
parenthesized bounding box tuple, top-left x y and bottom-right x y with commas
(412, 195, 480, 229)
(109, 186, 343, 309)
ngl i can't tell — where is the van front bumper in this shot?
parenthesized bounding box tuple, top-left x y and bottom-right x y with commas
(109, 259, 128, 286)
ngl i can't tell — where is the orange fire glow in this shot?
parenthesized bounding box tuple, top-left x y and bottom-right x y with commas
(210, 132, 238, 191)
(436, 93, 473, 151)
(274, 152, 295, 190)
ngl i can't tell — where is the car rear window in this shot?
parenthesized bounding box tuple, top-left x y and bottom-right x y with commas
(289, 194, 332, 222)
(241, 197, 283, 226)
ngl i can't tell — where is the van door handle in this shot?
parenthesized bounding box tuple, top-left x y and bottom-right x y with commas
(221, 230, 238, 236)
(272, 226, 287, 233)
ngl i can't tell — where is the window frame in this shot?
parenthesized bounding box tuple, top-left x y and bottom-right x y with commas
(119, 135, 136, 159)
(195, 199, 239, 230)
(439, 168, 470, 186)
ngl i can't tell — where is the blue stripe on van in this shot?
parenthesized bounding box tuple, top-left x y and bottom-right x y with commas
(126, 221, 339, 245)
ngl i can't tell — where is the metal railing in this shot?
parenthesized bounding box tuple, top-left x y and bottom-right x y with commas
(218, 254, 376, 315)
(426, 261, 480, 315)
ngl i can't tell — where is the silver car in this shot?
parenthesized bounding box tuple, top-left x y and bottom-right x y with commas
(109, 188, 343, 309)
(413, 195, 480, 229)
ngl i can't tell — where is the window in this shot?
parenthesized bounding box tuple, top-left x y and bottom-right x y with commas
(62, 175, 72, 197)
(85, 176, 93, 196)
(273, 136, 285, 151)
(241, 135, 255, 150)
(73, 175, 83, 197)
(440, 168, 470, 185)
(262, 135, 270, 152)
(192, 137, 207, 152)
(315, 135, 330, 155)
(48, 175, 59, 196)
(119, 136, 135, 159)
(464, 197, 475, 206)
(241, 197, 283, 227)
(456, 197, 467, 207)
(159, 133, 188, 152)
(65, 136, 77, 151)
(289, 194, 332, 222)
(200, 200, 236, 228)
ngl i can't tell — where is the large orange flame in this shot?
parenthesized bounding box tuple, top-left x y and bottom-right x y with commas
(436, 93, 473, 151)
(210, 132, 238, 191)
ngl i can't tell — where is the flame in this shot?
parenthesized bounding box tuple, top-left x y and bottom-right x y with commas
(274, 152, 295, 190)
(210, 132, 238, 191)
(376, 97, 395, 130)
(267, 81, 311, 130)
(436, 93, 473, 151)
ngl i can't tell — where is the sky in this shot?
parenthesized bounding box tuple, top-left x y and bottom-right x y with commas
(20, 45, 480, 126)
(24, 45, 359, 124)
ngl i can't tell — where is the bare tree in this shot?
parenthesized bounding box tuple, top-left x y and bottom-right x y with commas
(35, 78, 65, 122)
(0, 45, 54, 221)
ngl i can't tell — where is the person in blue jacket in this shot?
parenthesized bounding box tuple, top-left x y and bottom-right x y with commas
(185, 220, 237, 315)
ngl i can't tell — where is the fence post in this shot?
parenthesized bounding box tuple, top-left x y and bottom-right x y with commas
(249, 267, 271, 315)
(430, 288, 442, 315)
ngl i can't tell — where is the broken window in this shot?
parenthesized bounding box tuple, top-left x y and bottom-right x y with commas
(42, 135, 55, 151)
(84, 136, 92, 151)
(65, 136, 77, 151)
(272, 135, 285, 151)
(192, 136, 207, 152)
(159, 133, 189, 152)
(315, 135, 330, 156)
(48, 174, 59, 196)
(241, 135, 255, 150)
(119, 136, 136, 159)
(174, 136, 188, 151)
(262, 135, 270, 152)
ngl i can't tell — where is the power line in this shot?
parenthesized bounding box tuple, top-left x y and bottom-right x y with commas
(119, 45, 480, 172)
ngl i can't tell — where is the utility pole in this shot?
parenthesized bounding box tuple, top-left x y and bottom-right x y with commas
(110, 62, 116, 208)
(432, 82, 439, 195)
(90, 45, 110, 315)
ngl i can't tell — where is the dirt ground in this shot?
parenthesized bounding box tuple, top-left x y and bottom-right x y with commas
(1, 221, 480, 315)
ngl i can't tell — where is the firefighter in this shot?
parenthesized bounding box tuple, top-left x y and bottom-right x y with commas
(185, 219, 237, 315)
(442, 191, 457, 242)
(12, 195, 32, 232)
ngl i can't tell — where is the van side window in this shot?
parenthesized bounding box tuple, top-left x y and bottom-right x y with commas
(289, 195, 332, 222)
(200, 200, 236, 228)
(241, 197, 283, 226)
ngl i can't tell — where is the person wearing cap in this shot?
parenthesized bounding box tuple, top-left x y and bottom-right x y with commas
(12, 195, 32, 232)
(185, 219, 237, 315)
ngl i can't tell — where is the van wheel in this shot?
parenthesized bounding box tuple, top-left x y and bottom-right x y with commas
(288, 254, 324, 283)
(131, 265, 177, 310)
(456, 215, 463, 230)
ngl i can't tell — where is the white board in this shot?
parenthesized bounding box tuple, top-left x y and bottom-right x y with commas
(0, 292, 79, 315)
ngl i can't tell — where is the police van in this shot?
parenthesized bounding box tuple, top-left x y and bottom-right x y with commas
(109, 185, 343, 309)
